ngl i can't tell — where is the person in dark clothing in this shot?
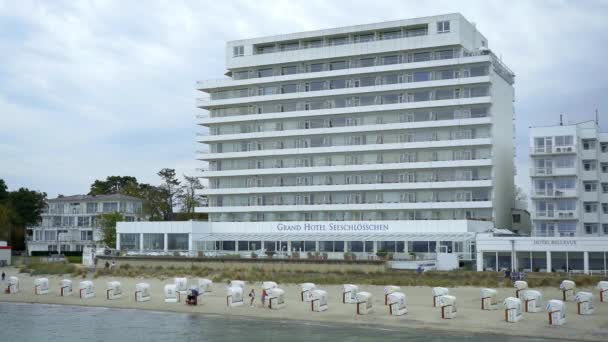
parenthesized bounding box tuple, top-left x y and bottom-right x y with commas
(187, 288, 199, 305)
(105, 261, 110, 269)
(1, 271, 5, 281)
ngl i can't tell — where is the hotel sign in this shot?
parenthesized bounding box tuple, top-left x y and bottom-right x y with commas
(275, 222, 390, 232)
(532, 240, 577, 246)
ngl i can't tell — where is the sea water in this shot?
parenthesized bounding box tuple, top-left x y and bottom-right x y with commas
(0, 302, 556, 342)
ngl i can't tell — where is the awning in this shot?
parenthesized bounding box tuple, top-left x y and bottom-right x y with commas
(192, 232, 476, 242)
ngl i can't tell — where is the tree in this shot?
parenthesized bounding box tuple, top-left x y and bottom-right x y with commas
(89, 176, 138, 195)
(0, 178, 8, 202)
(158, 168, 181, 220)
(178, 175, 205, 215)
(138, 184, 170, 221)
(0, 180, 46, 250)
(7, 188, 47, 228)
(98, 212, 124, 248)
(0, 204, 16, 242)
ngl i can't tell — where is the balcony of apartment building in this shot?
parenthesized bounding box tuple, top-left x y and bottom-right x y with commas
(198, 53, 493, 92)
(530, 188, 578, 199)
(201, 179, 491, 196)
(198, 70, 490, 108)
(199, 200, 493, 213)
(224, 22, 466, 69)
(201, 158, 492, 178)
(198, 76, 490, 109)
(533, 210, 578, 220)
(529, 145, 576, 156)
(529, 165, 577, 177)
(199, 117, 491, 143)
(198, 137, 491, 161)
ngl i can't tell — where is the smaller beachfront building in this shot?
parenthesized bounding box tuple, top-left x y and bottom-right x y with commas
(116, 220, 491, 269)
(476, 232, 608, 274)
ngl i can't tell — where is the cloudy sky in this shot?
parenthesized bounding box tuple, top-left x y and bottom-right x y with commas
(1, 0, 607, 198)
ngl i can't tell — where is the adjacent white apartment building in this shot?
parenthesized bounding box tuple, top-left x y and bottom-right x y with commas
(27, 194, 144, 255)
(195, 14, 515, 237)
(530, 120, 608, 237)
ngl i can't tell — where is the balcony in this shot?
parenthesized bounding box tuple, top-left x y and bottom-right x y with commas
(530, 146, 576, 155)
(198, 97, 491, 125)
(198, 138, 492, 160)
(201, 158, 493, 178)
(197, 200, 493, 213)
(198, 117, 492, 143)
(201, 179, 492, 195)
(534, 211, 578, 220)
(530, 189, 577, 198)
(199, 55, 492, 91)
(201, 75, 490, 107)
(529, 167, 577, 177)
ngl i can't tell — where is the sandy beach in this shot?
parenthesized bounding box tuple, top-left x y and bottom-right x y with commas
(1, 268, 607, 341)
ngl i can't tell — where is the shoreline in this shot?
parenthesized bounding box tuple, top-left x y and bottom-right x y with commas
(2, 271, 607, 341)
(0, 300, 588, 342)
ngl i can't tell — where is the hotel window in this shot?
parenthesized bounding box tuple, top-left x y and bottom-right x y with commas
(582, 139, 596, 150)
(413, 71, 431, 82)
(233, 45, 244, 57)
(257, 68, 273, 78)
(80, 230, 93, 241)
(281, 84, 297, 94)
(604, 224, 608, 234)
(102, 202, 118, 213)
(330, 79, 347, 89)
(143, 233, 164, 250)
(583, 160, 597, 171)
(118, 232, 139, 250)
(330, 60, 348, 70)
(167, 233, 189, 250)
(354, 33, 374, 43)
(584, 181, 598, 192)
(554, 135, 574, 146)
(602, 203, 608, 214)
(585, 223, 599, 234)
(380, 30, 401, 40)
(306, 40, 323, 48)
(280, 42, 299, 51)
(233, 70, 250, 80)
(602, 183, 608, 193)
(382, 55, 400, 65)
(86, 202, 98, 214)
(281, 65, 297, 75)
(437, 20, 450, 33)
(584, 202, 598, 213)
(357, 57, 375, 67)
(600, 142, 608, 152)
(330, 36, 349, 46)
(308, 63, 324, 72)
(436, 49, 454, 60)
(601, 163, 608, 173)
(413, 51, 431, 62)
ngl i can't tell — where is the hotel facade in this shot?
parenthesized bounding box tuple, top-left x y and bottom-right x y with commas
(112, 14, 608, 274)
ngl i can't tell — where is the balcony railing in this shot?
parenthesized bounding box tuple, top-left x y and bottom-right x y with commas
(530, 146, 576, 155)
(208, 177, 491, 190)
(251, 29, 429, 56)
(205, 157, 492, 173)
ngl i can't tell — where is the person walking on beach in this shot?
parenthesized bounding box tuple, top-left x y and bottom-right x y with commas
(249, 289, 256, 307)
(261, 288, 267, 307)
(1, 271, 5, 281)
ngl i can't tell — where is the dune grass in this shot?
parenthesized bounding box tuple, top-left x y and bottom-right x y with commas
(19, 263, 77, 276)
(90, 263, 606, 288)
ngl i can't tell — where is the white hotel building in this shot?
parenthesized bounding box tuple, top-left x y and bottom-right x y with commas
(196, 14, 514, 230)
(530, 121, 608, 237)
(114, 14, 608, 273)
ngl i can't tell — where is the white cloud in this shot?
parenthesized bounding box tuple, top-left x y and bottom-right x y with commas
(0, 0, 607, 198)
